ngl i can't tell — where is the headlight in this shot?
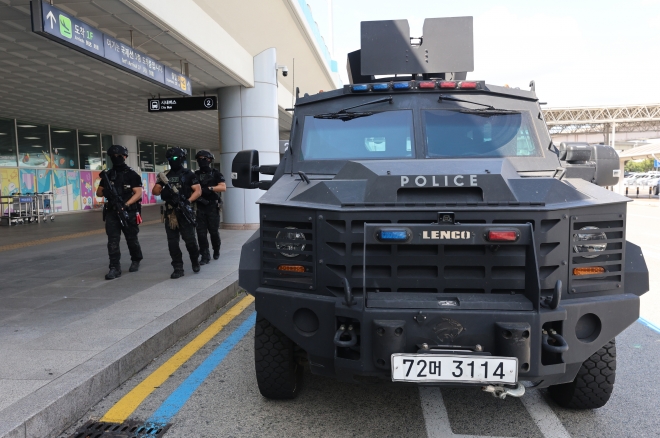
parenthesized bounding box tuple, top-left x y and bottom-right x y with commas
(276, 227, 306, 258)
(573, 226, 607, 258)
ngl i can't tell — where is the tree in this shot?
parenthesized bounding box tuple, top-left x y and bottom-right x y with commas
(624, 158, 654, 173)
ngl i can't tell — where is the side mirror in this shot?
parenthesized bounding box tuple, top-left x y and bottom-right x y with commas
(231, 150, 259, 189)
(592, 144, 620, 186)
(231, 150, 274, 190)
(558, 142, 620, 187)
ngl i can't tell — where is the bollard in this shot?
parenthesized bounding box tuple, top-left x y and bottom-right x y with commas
(626, 186, 629, 196)
(650, 187, 653, 198)
(636, 186, 639, 197)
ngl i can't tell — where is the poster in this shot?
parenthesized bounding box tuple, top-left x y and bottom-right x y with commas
(92, 171, 103, 207)
(0, 168, 19, 216)
(19, 150, 50, 168)
(80, 171, 94, 210)
(66, 170, 81, 211)
(37, 169, 52, 193)
(53, 170, 68, 212)
(148, 173, 157, 203)
(0, 168, 19, 196)
(19, 169, 37, 194)
(141, 172, 150, 204)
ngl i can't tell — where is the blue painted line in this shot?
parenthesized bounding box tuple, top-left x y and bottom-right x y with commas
(147, 312, 256, 424)
(639, 317, 660, 334)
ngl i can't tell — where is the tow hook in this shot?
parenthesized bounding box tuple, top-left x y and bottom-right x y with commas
(334, 324, 357, 347)
(482, 382, 526, 399)
(542, 329, 569, 354)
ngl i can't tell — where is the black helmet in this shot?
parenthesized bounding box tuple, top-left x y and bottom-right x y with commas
(166, 147, 186, 160)
(195, 150, 215, 161)
(107, 144, 129, 156)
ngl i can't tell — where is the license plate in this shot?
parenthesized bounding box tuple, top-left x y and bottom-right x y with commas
(391, 354, 518, 384)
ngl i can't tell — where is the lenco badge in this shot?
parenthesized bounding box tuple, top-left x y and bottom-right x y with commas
(423, 230, 472, 240)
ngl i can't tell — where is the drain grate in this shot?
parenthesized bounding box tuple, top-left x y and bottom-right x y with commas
(68, 420, 171, 438)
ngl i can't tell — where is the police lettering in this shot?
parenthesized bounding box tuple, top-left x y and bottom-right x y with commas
(401, 175, 478, 187)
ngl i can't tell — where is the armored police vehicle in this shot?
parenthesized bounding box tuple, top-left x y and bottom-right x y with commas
(232, 17, 648, 409)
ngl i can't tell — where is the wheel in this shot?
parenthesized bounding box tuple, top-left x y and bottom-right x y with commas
(548, 339, 616, 409)
(254, 315, 303, 399)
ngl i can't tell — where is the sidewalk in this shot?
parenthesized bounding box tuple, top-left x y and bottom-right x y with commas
(0, 206, 254, 438)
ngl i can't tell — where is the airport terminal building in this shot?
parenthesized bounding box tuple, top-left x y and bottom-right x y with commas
(0, 0, 340, 225)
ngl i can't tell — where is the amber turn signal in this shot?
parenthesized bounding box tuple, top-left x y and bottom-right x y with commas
(573, 266, 605, 276)
(278, 265, 305, 273)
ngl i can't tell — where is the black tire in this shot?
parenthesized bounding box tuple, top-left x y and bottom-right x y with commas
(254, 315, 303, 399)
(548, 338, 616, 409)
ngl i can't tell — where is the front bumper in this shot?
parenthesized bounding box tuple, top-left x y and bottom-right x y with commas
(253, 288, 639, 388)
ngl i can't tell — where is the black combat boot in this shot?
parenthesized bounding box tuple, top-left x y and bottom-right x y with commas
(213, 248, 220, 260)
(129, 261, 140, 272)
(199, 251, 211, 265)
(171, 269, 185, 279)
(192, 261, 201, 273)
(105, 267, 122, 280)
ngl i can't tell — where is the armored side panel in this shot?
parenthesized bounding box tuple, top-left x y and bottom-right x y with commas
(360, 17, 474, 76)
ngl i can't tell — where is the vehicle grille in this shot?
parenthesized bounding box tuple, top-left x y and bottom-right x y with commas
(568, 213, 624, 294)
(317, 211, 568, 298)
(261, 209, 315, 290)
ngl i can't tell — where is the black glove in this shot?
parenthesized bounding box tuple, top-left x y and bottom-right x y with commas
(202, 187, 214, 196)
(160, 186, 175, 202)
(181, 198, 191, 207)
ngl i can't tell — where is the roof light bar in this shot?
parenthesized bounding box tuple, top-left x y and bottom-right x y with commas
(351, 84, 368, 92)
(486, 230, 520, 242)
(459, 81, 478, 89)
(393, 82, 411, 90)
(418, 81, 436, 89)
(439, 81, 457, 89)
(372, 83, 389, 91)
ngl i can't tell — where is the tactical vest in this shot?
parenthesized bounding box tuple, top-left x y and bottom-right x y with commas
(165, 168, 193, 207)
(196, 169, 221, 203)
(108, 166, 138, 206)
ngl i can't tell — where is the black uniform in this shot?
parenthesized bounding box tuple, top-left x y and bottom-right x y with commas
(99, 165, 143, 270)
(158, 167, 200, 269)
(194, 168, 224, 259)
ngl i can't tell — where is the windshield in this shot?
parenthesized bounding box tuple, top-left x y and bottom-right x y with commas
(300, 110, 414, 160)
(424, 110, 542, 158)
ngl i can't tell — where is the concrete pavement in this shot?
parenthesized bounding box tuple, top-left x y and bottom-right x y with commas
(0, 205, 253, 438)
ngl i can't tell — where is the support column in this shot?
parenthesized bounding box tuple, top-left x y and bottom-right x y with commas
(219, 48, 279, 229)
(113, 135, 138, 169)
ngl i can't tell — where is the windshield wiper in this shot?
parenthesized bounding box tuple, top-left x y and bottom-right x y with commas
(314, 96, 393, 121)
(438, 95, 520, 116)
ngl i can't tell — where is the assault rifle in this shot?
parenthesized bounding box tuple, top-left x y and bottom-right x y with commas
(100, 170, 130, 228)
(157, 172, 197, 226)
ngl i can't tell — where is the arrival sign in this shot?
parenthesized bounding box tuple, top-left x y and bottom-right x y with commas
(30, 1, 192, 96)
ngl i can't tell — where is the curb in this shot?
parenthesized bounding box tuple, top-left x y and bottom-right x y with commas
(0, 272, 240, 438)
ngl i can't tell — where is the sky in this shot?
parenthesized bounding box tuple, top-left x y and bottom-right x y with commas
(309, 0, 660, 108)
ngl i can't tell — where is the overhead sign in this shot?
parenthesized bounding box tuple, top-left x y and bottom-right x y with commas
(148, 96, 217, 112)
(30, 1, 192, 96)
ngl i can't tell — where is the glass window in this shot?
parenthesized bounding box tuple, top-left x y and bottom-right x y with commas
(17, 122, 51, 168)
(101, 134, 113, 170)
(300, 111, 414, 160)
(190, 149, 197, 170)
(183, 148, 192, 168)
(423, 110, 542, 158)
(139, 140, 154, 172)
(49, 127, 78, 169)
(78, 132, 102, 170)
(0, 118, 17, 167)
(154, 143, 168, 173)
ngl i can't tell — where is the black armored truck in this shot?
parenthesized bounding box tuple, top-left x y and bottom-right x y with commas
(231, 17, 649, 409)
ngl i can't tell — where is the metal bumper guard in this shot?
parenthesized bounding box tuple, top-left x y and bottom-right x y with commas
(253, 222, 640, 388)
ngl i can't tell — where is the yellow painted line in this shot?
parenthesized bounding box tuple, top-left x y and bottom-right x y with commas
(101, 294, 255, 424)
(0, 220, 161, 252)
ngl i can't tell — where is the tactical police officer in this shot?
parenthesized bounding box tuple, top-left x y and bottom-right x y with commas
(96, 145, 143, 280)
(194, 150, 226, 264)
(152, 147, 202, 279)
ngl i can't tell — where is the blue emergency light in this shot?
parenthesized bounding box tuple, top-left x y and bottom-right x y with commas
(372, 83, 389, 91)
(393, 82, 411, 90)
(351, 84, 368, 92)
(376, 228, 410, 242)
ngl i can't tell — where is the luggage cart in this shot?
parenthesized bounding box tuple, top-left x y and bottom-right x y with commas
(0, 195, 37, 226)
(36, 192, 55, 222)
(16, 194, 39, 224)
